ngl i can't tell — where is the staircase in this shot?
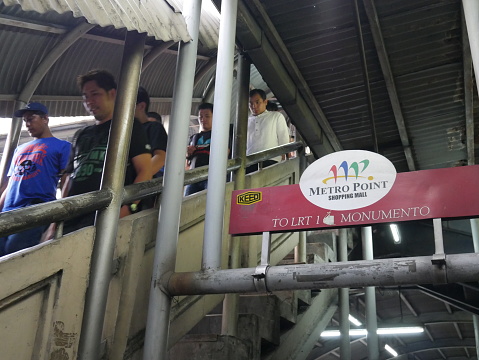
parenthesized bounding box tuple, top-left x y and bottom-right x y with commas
(168, 240, 338, 360)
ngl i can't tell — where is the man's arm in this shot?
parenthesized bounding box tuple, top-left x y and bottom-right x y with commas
(151, 149, 166, 175)
(0, 180, 9, 211)
(120, 153, 152, 218)
(276, 114, 290, 160)
(60, 173, 72, 198)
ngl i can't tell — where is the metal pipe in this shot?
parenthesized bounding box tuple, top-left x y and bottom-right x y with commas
(221, 53, 250, 336)
(470, 218, 479, 356)
(470, 219, 479, 252)
(463, 0, 479, 96)
(474, 316, 479, 358)
(166, 253, 479, 295)
(77, 31, 146, 359)
(0, 142, 302, 237)
(362, 226, 379, 360)
(433, 218, 445, 255)
(202, 0, 238, 270)
(351, 0, 378, 153)
(339, 229, 351, 359)
(295, 145, 308, 264)
(0, 102, 24, 189)
(0, 190, 111, 237)
(232, 54, 250, 192)
(142, 0, 202, 358)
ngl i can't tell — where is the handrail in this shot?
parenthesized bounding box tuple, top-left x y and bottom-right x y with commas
(0, 141, 304, 237)
(0, 190, 112, 237)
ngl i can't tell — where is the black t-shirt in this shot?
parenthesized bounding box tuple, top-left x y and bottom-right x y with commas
(188, 126, 234, 169)
(67, 119, 150, 196)
(142, 121, 167, 152)
(189, 130, 212, 168)
(142, 121, 168, 177)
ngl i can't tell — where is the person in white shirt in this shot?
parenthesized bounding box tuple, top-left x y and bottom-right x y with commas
(246, 89, 290, 173)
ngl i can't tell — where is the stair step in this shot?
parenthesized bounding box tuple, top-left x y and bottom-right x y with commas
(238, 294, 280, 345)
(168, 334, 251, 360)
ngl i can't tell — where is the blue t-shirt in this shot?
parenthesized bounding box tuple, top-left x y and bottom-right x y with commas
(3, 137, 71, 212)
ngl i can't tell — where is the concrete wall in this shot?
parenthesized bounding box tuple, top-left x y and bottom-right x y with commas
(0, 158, 300, 359)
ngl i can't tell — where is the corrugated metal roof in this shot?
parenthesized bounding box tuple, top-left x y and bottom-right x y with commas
(2, 0, 191, 42)
(258, 0, 471, 171)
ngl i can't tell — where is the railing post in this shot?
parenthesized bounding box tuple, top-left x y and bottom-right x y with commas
(0, 102, 25, 189)
(222, 53, 250, 336)
(201, 0, 239, 271)
(77, 30, 146, 359)
(142, 0, 202, 358)
(362, 226, 379, 360)
(339, 228, 351, 359)
(470, 218, 479, 357)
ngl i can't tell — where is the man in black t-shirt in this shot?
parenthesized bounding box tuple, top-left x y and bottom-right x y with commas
(135, 87, 168, 178)
(62, 70, 152, 233)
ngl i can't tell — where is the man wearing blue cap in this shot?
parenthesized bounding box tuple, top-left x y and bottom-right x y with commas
(0, 102, 71, 256)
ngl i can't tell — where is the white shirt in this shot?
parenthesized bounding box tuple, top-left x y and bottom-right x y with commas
(247, 110, 290, 162)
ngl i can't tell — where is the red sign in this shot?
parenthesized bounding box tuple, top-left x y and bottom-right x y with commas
(229, 165, 479, 235)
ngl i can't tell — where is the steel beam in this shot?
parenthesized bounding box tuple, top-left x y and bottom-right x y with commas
(243, 0, 342, 152)
(166, 253, 479, 296)
(362, 0, 416, 170)
(202, 0, 238, 270)
(77, 30, 146, 360)
(142, 0, 202, 358)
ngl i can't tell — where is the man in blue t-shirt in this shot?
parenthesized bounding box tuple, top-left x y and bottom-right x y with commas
(0, 102, 71, 256)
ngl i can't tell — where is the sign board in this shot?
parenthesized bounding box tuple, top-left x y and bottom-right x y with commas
(230, 151, 479, 235)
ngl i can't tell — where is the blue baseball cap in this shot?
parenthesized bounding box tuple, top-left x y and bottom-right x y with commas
(14, 102, 48, 117)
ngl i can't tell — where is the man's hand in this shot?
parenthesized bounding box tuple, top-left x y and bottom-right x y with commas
(186, 145, 196, 158)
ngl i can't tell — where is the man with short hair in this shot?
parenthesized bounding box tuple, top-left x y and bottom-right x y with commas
(136, 87, 168, 177)
(247, 89, 290, 173)
(62, 70, 152, 233)
(0, 102, 71, 256)
(185, 102, 214, 195)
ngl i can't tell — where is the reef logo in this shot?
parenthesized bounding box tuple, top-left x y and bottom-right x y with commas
(299, 150, 397, 210)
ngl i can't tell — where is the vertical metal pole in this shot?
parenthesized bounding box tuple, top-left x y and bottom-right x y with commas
(433, 218, 445, 255)
(463, 0, 479, 96)
(222, 54, 250, 336)
(0, 102, 25, 189)
(142, 0, 202, 358)
(260, 231, 271, 266)
(231, 54, 250, 189)
(470, 218, 479, 356)
(202, 0, 239, 270)
(362, 226, 379, 360)
(295, 146, 308, 264)
(339, 229, 351, 359)
(77, 31, 146, 359)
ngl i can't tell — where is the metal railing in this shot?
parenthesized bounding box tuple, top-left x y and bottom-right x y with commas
(0, 141, 304, 238)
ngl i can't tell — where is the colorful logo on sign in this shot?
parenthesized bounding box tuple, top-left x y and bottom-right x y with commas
(237, 191, 262, 205)
(299, 150, 397, 210)
(323, 160, 371, 184)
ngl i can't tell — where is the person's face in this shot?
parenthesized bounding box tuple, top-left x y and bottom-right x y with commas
(134, 101, 146, 120)
(82, 80, 116, 122)
(198, 108, 213, 131)
(23, 111, 48, 139)
(249, 94, 268, 116)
